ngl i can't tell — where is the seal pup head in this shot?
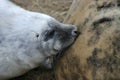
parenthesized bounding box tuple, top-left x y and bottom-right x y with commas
(36, 18, 79, 68)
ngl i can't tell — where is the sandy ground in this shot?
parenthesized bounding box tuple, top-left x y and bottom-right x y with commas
(10, 0, 73, 80)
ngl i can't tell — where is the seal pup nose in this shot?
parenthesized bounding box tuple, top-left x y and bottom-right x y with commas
(72, 30, 80, 37)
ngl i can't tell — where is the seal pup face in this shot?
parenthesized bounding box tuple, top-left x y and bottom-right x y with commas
(37, 19, 79, 68)
(40, 20, 78, 56)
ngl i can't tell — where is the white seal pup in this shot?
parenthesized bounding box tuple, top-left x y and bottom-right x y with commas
(0, 0, 79, 79)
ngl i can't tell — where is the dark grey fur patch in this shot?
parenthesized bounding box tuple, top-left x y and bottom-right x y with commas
(117, 0, 120, 6)
(92, 17, 113, 27)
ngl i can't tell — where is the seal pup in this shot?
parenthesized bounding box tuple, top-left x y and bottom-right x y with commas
(0, 0, 79, 79)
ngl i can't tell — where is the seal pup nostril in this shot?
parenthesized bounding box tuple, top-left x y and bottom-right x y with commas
(72, 30, 80, 36)
(74, 31, 78, 35)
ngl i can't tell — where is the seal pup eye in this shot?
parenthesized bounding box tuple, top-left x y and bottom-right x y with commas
(44, 29, 55, 41)
(47, 29, 55, 37)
